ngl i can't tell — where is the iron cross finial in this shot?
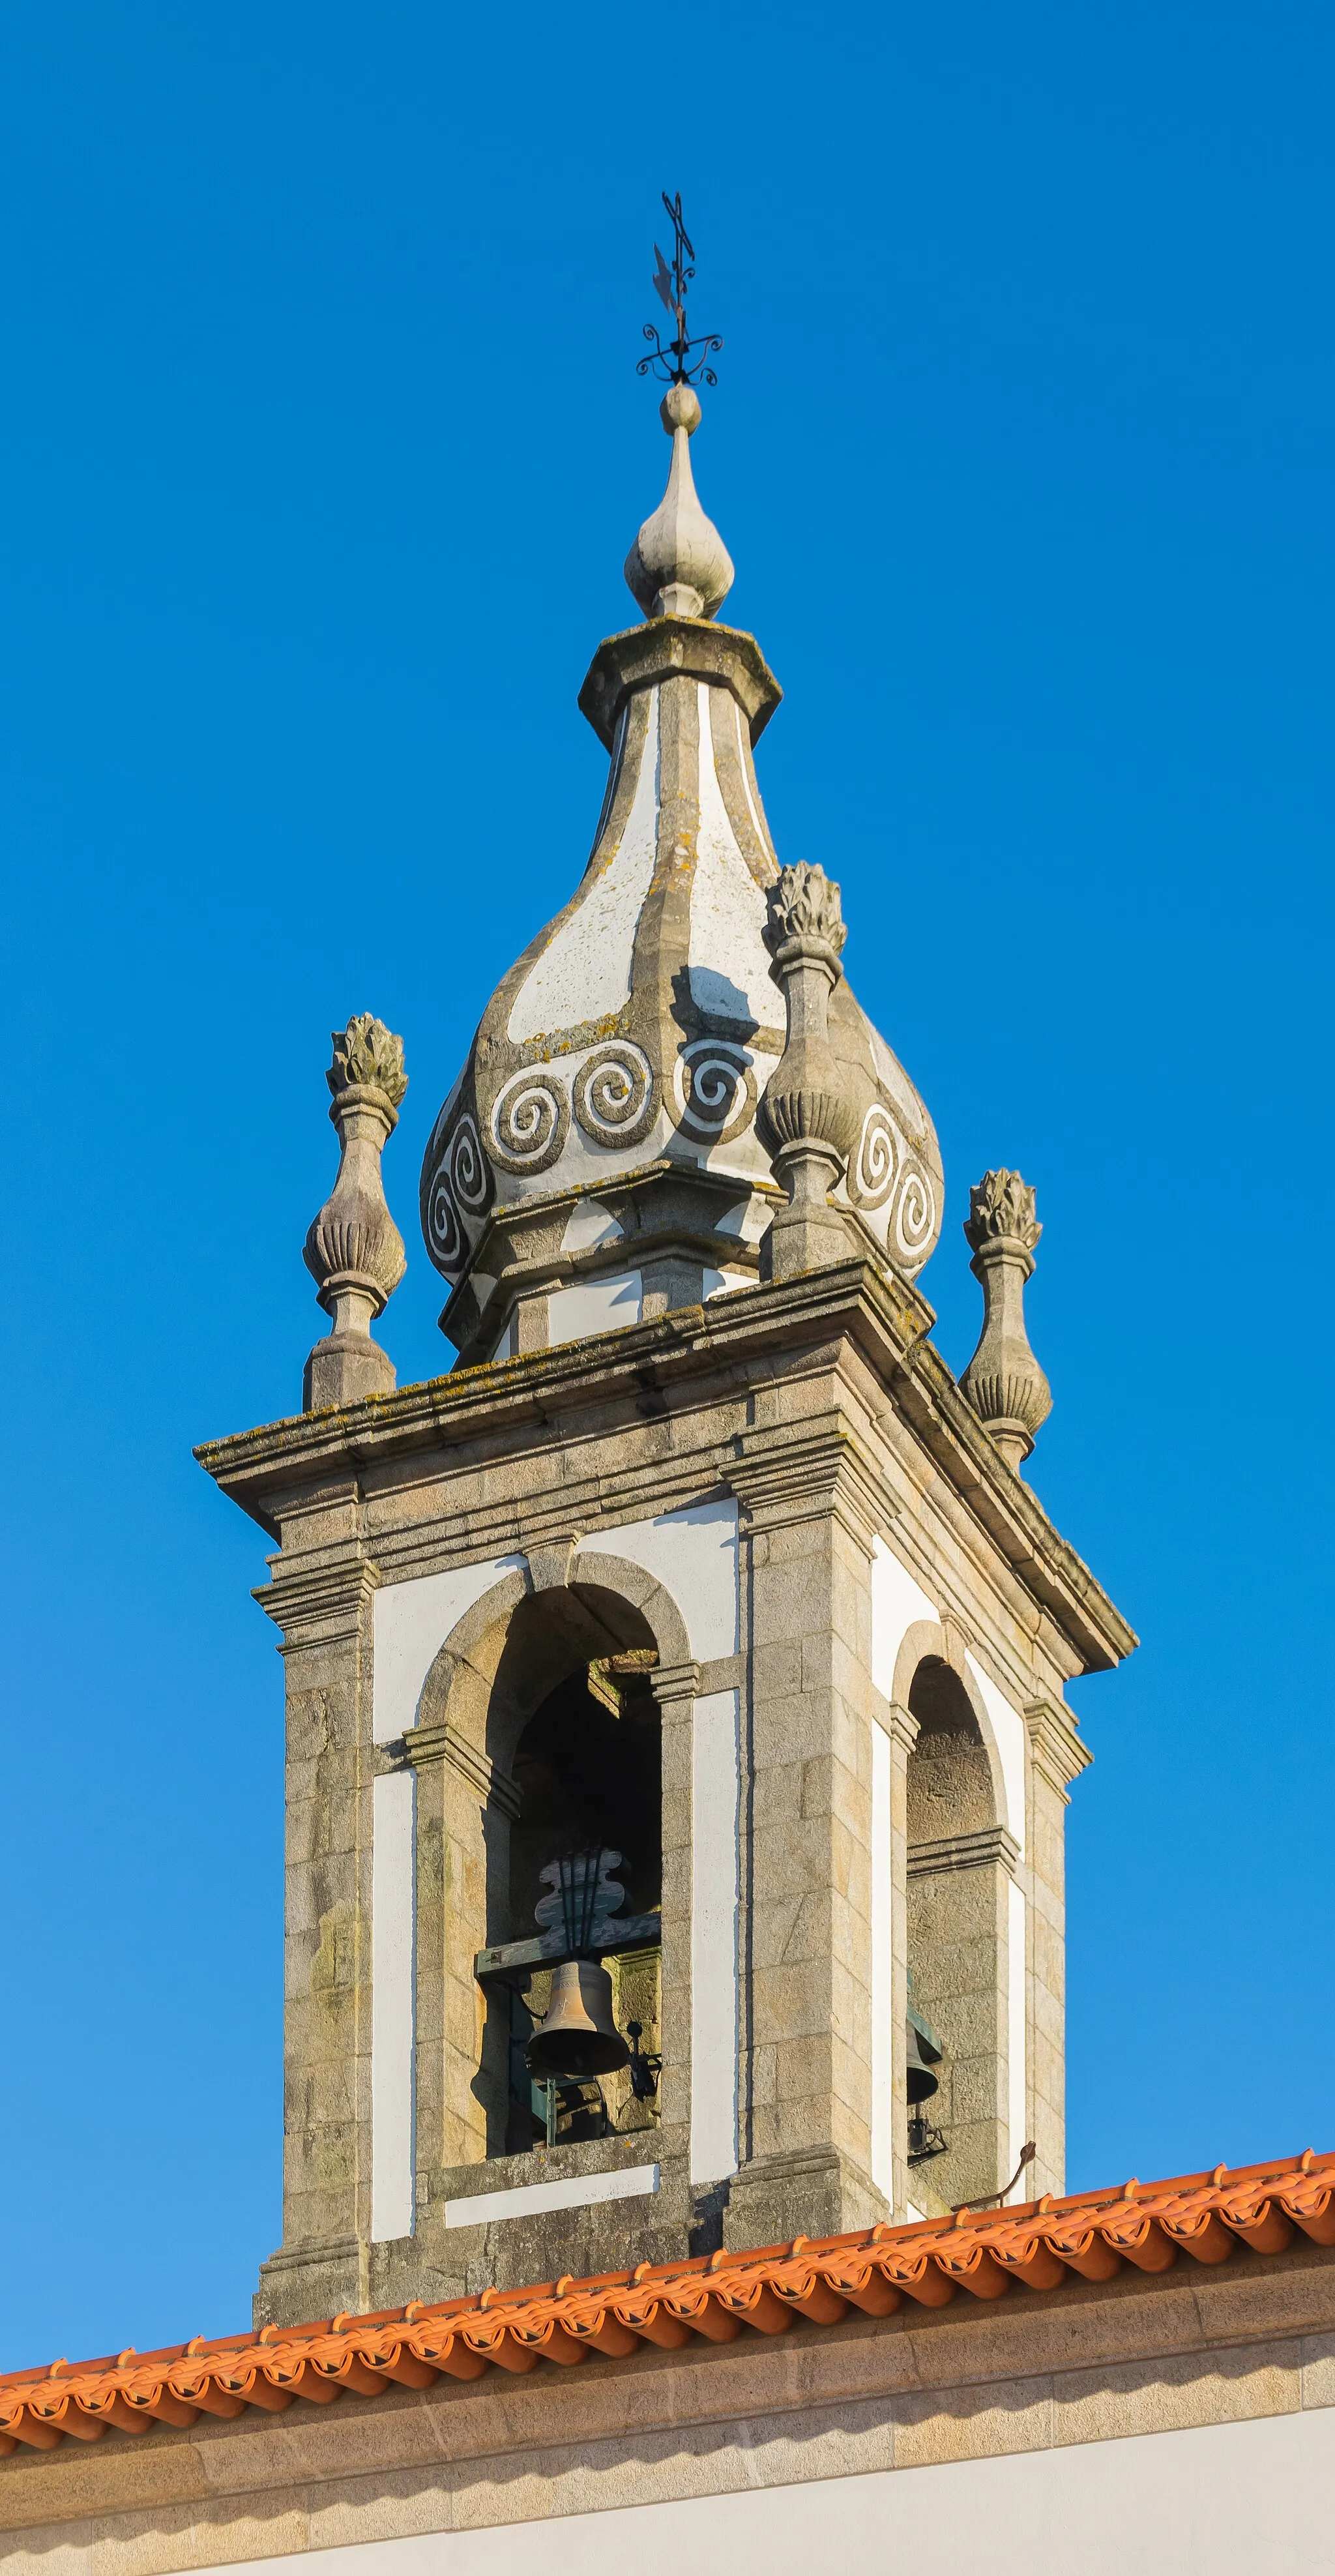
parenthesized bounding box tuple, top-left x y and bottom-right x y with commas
(637, 190, 723, 389)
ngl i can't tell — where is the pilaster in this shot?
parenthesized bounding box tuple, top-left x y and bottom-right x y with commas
(252, 1548, 379, 2324)
(1024, 1694, 1091, 2197)
(885, 1698, 919, 2217)
(723, 1415, 885, 2247)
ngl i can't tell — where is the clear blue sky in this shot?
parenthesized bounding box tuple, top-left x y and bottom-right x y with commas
(4, 0, 1332, 2370)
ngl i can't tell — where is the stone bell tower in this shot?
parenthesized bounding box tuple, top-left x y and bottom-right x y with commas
(199, 363, 1134, 2330)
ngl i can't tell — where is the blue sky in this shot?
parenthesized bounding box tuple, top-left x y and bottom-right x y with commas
(3, 0, 1332, 2369)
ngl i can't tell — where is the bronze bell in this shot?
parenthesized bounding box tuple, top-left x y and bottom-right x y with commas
(525, 1959, 630, 2083)
(905, 2010, 943, 2105)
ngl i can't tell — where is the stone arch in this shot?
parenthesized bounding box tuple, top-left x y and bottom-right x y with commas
(897, 1622, 1012, 2216)
(409, 1548, 694, 2176)
(890, 1618, 1009, 1835)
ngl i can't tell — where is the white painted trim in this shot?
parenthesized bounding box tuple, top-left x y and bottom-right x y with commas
(548, 1269, 642, 1346)
(965, 1650, 1027, 1856)
(372, 1555, 527, 1746)
(370, 1770, 416, 2243)
(870, 1719, 893, 2202)
(443, 2164, 660, 2228)
(690, 1687, 741, 2184)
(869, 1535, 937, 1699)
(587, 1497, 740, 1662)
(1008, 1874, 1027, 2178)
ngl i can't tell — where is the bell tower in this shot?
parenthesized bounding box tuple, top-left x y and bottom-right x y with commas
(199, 244, 1133, 2325)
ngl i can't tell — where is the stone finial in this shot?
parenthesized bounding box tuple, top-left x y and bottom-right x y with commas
(757, 864, 859, 1280)
(960, 1170, 1051, 1472)
(624, 385, 735, 622)
(302, 1015, 408, 1412)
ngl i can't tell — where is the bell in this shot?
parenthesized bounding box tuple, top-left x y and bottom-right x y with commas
(525, 1959, 631, 2082)
(905, 2014, 941, 2106)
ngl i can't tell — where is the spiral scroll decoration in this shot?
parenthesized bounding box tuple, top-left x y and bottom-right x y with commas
(672, 1040, 756, 1144)
(893, 1164, 938, 1267)
(572, 1042, 658, 1148)
(848, 1103, 898, 1211)
(421, 1106, 494, 1278)
(447, 1112, 491, 1216)
(489, 1065, 570, 1174)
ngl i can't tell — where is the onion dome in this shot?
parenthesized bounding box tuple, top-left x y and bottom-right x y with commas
(420, 395, 943, 1363)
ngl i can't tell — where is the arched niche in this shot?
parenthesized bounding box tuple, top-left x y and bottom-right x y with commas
(407, 1554, 690, 2174)
(903, 1645, 1013, 2215)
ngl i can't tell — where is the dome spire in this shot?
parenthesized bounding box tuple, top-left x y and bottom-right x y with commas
(624, 192, 733, 622)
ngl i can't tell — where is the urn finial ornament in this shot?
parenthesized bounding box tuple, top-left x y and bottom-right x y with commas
(960, 1169, 1051, 1472)
(302, 1014, 408, 1412)
(757, 863, 859, 1280)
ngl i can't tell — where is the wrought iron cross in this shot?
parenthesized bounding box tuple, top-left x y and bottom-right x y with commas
(637, 190, 723, 389)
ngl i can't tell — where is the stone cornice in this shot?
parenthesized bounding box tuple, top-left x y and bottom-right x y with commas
(1025, 1694, 1094, 1799)
(197, 1259, 1136, 1678)
(726, 1411, 887, 1550)
(254, 1556, 379, 1653)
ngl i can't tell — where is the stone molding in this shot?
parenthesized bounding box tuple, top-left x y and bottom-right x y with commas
(882, 1697, 921, 1756)
(1025, 1694, 1093, 1799)
(402, 1720, 522, 1820)
(254, 1558, 379, 1653)
(727, 1413, 888, 1550)
(578, 616, 782, 750)
(907, 1824, 1021, 1879)
(649, 1659, 702, 1708)
(198, 1261, 1136, 1679)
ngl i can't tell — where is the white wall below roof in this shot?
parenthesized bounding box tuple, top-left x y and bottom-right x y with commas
(869, 1535, 937, 1698)
(183, 2405, 1335, 2576)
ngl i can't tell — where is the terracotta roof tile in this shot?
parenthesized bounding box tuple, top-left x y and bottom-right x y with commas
(3, 2148, 1332, 2454)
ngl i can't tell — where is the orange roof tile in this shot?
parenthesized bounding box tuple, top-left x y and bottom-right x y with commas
(3, 2149, 1332, 2454)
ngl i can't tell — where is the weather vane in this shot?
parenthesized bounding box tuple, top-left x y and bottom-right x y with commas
(637, 191, 723, 389)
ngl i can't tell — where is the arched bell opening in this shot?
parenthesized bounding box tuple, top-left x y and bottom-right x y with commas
(411, 1574, 668, 2178)
(497, 1651, 664, 2155)
(904, 1655, 1010, 2213)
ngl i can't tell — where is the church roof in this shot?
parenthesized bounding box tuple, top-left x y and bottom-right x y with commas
(5, 2148, 1330, 2453)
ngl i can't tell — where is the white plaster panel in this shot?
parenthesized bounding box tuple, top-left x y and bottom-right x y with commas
(690, 1687, 740, 2185)
(585, 1498, 739, 1661)
(508, 694, 660, 1042)
(965, 1649, 1026, 1854)
(1008, 1872, 1027, 2179)
(869, 1535, 937, 1702)
(443, 2165, 659, 2227)
(703, 1266, 753, 1299)
(370, 1770, 415, 2243)
(688, 685, 784, 1031)
(869, 1717, 892, 2203)
(186, 2404, 1335, 2576)
(547, 1271, 643, 1346)
(372, 1556, 527, 1747)
(560, 1198, 624, 1252)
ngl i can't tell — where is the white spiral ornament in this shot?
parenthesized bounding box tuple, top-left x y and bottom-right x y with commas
(572, 1041, 657, 1147)
(489, 1065, 570, 1173)
(893, 1164, 938, 1266)
(672, 1040, 756, 1143)
(849, 1103, 898, 1210)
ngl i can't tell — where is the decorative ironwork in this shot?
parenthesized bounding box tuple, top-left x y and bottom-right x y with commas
(637, 190, 723, 388)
